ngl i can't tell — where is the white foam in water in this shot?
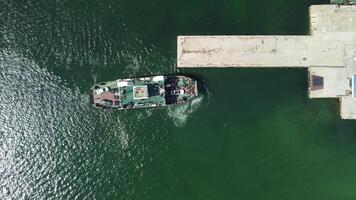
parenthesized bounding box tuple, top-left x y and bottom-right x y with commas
(146, 109, 153, 117)
(115, 117, 129, 150)
(168, 96, 204, 127)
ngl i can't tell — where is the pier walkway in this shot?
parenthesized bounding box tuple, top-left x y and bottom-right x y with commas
(177, 35, 346, 68)
(177, 5, 356, 119)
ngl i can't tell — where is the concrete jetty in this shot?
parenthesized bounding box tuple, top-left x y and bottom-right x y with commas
(177, 4, 356, 119)
(177, 35, 346, 68)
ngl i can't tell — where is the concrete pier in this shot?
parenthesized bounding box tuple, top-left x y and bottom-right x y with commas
(177, 35, 346, 68)
(177, 5, 356, 119)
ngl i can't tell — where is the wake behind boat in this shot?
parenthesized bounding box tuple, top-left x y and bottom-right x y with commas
(90, 75, 199, 109)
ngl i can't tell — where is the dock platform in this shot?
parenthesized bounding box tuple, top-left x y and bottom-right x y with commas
(177, 5, 356, 119)
(177, 35, 346, 68)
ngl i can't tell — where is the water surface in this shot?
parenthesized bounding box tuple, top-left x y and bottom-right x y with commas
(2, 0, 356, 199)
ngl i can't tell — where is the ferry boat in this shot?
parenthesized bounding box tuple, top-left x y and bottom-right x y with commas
(90, 75, 199, 109)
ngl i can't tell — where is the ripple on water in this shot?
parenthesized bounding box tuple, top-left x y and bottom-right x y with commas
(0, 50, 169, 199)
(0, 0, 196, 198)
(0, 0, 174, 89)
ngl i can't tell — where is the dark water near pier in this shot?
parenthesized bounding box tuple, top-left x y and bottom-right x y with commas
(2, 0, 356, 199)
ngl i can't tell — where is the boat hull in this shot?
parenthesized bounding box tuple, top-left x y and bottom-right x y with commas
(90, 75, 199, 110)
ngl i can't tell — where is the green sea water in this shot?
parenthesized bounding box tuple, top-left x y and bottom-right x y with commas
(2, 0, 356, 199)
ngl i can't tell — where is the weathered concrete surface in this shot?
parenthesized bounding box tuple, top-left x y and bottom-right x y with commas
(177, 35, 346, 68)
(330, 0, 356, 4)
(177, 5, 356, 119)
(308, 67, 349, 98)
(340, 97, 356, 119)
(310, 5, 356, 34)
(307, 5, 356, 102)
(177, 5, 356, 69)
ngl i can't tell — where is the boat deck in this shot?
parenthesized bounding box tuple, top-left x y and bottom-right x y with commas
(91, 75, 198, 109)
(92, 77, 166, 109)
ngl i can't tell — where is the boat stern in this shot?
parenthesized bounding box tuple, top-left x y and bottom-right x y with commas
(164, 75, 199, 105)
